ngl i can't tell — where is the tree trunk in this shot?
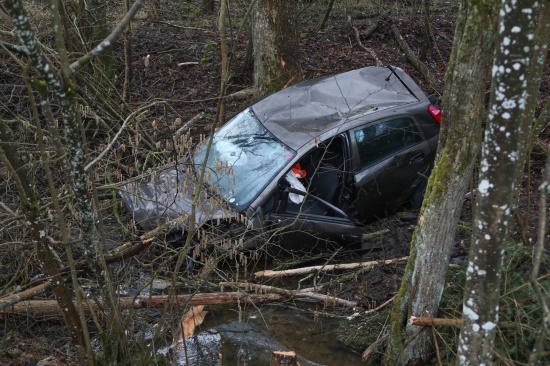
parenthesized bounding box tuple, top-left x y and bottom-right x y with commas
(384, 1, 498, 364)
(253, 0, 303, 98)
(78, 0, 115, 76)
(456, 0, 539, 364)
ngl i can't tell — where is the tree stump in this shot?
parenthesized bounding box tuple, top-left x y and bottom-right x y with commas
(271, 351, 299, 366)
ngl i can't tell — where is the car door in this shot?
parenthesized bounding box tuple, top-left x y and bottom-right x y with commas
(350, 116, 432, 222)
(265, 136, 365, 245)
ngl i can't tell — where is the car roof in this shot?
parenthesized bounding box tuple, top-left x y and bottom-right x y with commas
(251, 66, 425, 151)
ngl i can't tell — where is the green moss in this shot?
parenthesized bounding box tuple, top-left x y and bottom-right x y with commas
(337, 310, 391, 353)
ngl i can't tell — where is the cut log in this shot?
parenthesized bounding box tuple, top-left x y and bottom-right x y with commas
(0, 292, 283, 318)
(272, 350, 299, 366)
(409, 316, 461, 328)
(254, 257, 408, 279)
(409, 316, 517, 329)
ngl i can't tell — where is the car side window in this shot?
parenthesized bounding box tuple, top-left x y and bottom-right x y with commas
(354, 118, 422, 168)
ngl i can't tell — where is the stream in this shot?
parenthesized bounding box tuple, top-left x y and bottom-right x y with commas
(159, 305, 363, 366)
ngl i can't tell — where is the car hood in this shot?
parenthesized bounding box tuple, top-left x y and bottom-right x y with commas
(119, 164, 235, 231)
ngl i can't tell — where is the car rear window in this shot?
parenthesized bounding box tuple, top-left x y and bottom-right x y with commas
(354, 118, 423, 168)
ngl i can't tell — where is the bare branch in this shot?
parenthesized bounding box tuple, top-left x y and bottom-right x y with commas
(69, 0, 146, 73)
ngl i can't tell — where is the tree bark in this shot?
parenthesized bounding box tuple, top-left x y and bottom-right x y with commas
(253, 0, 303, 98)
(457, 0, 539, 364)
(384, 1, 498, 364)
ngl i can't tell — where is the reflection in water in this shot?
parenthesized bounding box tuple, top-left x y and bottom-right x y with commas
(163, 306, 362, 366)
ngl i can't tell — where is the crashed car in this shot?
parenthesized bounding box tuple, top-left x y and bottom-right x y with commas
(120, 66, 441, 247)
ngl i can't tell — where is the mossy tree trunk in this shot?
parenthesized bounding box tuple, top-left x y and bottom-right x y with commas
(457, 0, 541, 364)
(384, 0, 499, 364)
(252, 0, 303, 98)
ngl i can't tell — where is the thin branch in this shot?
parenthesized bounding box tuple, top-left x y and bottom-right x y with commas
(254, 257, 408, 279)
(85, 101, 166, 171)
(69, 0, 146, 73)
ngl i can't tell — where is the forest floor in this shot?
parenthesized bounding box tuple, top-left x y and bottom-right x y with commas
(1, 0, 549, 365)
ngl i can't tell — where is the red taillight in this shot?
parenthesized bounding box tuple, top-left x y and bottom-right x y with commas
(428, 104, 442, 124)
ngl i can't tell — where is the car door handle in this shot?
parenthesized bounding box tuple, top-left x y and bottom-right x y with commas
(410, 153, 425, 164)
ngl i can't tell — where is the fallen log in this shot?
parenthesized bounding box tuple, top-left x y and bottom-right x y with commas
(254, 257, 408, 279)
(220, 281, 357, 308)
(0, 292, 284, 318)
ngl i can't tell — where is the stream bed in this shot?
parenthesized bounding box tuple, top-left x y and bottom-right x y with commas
(160, 305, 363, 366)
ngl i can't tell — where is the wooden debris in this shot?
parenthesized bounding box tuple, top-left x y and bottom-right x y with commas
(0, 292, 283, 318)
(272, 350, 300, 366)
(220, 281, 357, 308)
(254, 257, 408, 279)
(171, 305, 208, 349)
(409, 316, 461, 328)
(180, 305, 207, 340)
(409, 316, 517, 330)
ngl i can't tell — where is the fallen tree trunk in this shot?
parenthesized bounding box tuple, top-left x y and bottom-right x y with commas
(254, 257, 408, 279)
(0, 292, 284, 318)
(220, 281, 358, 308)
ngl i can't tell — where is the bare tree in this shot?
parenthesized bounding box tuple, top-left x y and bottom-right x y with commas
(384, 0, 499, 364)
(457, 0, 543, 364)
(2, 0, 144, 363)
(253, 0, 303, 97)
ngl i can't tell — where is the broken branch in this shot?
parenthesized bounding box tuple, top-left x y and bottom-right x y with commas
(348, 16, 382, 66)
(220, 281, 357, 308)
(254, 257, 408, 279)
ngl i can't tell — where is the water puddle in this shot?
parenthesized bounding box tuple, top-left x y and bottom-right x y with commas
(161, 305, 363, 366)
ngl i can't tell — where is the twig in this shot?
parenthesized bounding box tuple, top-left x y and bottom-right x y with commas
(85, 101, 166, 171)
(152, 20, 213, 32)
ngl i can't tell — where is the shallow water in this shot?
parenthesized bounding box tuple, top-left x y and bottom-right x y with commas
(164, 305, 363, 366)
